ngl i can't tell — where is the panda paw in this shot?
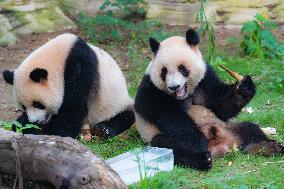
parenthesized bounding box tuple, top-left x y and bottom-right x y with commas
(177, 151, 213, 171)
(92, 124, 116, 139)
(236, 75, 256, 99)
(244, 140, 284, 156)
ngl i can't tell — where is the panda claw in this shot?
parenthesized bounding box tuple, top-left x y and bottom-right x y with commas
(176, 151, 213, 171)
(92, 124, 115, 139)
(236, 75, 255, 98)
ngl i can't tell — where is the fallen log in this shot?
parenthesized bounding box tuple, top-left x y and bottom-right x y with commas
(0, 128, 127, 189)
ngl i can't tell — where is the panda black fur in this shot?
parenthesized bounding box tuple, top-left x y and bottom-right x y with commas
(2, 33, 134, 138)
(134, 29, 284, 170)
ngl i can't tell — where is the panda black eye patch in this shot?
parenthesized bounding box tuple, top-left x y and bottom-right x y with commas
(178, 65, 189, 77)
(33, 101, 45, 110)
(21, 104, 26, 111)
(160, 67, 168, 81)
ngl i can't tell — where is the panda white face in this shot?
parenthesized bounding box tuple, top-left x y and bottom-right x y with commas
(19, 101, 52, 124)
(147, 34, 206, 100)
(2, 34, 77, 125)
(160, 63, 189, 99)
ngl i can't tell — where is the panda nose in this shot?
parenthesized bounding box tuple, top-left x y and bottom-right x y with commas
(168, 85, 180, 91)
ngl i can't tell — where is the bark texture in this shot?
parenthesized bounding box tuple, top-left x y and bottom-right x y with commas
(0, 128, 127, 189)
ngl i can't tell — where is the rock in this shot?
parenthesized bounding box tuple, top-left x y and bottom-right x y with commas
(146, 0, 199, 25)
(146, 0, 284, 26)
(0, 14, 17, 46)
(59, 0, 104, 17)
(9, 1, 50, 12)
(0, 14, 12, 34)
(208, 0, 279, 9)
(0, 0, 77, 46)
(271, 5, 284, 24)
(10, 6, 77, 35)
(225, 8, 268, 25)
(0, 32, 17, 46)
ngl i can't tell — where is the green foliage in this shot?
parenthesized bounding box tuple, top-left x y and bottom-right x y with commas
(240, 13, 284, 59)
(78, 13, 126, 42)
(130, 177, 178, 189)
(0, 120, 41, 134)
(195, 0, 216, 63)
(100, 0, 146, 15)
(78, 9, 171, 44)
(78, 0, 147, 43)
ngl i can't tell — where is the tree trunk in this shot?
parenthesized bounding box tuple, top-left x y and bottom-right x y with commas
(0, 128, 127, 189)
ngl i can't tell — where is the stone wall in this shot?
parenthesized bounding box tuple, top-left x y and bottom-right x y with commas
(146, 0, 284, 26)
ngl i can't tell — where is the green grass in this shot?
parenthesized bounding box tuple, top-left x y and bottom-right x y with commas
(83, 52, 284, 188)
(74, 5, 284, 188)
(3, 17, 283, 186)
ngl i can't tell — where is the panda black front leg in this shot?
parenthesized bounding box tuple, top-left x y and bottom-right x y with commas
(233, 75, 256, 107)
(151, 134, 212, 171)
(151, 112, 213, 170)
(206, 74, 256, 121)
(91, 110, 135, 139)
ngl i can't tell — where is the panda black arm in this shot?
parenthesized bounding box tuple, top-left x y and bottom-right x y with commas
(198, 64, 255, 121)
(42, 105, 87, 138)
(135, 75, 208, 152)
(40, 37, 99, 138)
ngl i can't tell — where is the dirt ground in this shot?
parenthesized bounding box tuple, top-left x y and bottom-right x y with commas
(0, 26, 283, 121)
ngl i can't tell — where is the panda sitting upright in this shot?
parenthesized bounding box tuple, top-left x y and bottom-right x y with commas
(2, 33, 134, 138)
(134, 29, 283, 170)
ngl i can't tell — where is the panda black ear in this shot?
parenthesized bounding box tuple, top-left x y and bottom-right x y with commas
(30, 68, 48, 83)
(186, 28, 200, 46)
(2, 70, 14, 85)
(149, 37, 160, 54)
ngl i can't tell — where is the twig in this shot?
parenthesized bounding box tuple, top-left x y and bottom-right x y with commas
(262, 160, 284, 165)
(243, 169, 257, 174)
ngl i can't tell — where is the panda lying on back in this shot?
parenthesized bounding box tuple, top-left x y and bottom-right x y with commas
(2, 34, 134, 138)
(135, 29, 283, 170)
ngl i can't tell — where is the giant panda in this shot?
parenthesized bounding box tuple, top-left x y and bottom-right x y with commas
(134, 29, 284, 171)
(2, 33, 134, 138)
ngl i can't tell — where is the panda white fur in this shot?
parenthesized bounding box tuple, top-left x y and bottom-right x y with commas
(134, 29, 284, 170)
(2, 33, 135, 138)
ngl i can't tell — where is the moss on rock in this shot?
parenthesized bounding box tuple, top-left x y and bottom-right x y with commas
(0, 0, 76, 46)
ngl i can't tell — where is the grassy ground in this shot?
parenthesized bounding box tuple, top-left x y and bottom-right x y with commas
(82, 47, 284, 188)
(75, 17, 284, 188)
(0, 22, 283, 188)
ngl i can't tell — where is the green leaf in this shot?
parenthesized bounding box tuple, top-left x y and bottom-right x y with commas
(255, 13, 266, 22)
(241, 21, 259, 34)
(11, 121, 23, 128)
(260, 30, 277, 46)
(20, 124, 42, 131)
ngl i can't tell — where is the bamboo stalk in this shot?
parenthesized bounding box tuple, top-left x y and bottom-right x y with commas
(219, 64, 244, 81)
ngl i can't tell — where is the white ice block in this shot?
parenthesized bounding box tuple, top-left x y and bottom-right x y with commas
(106, 146, 174, 185)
